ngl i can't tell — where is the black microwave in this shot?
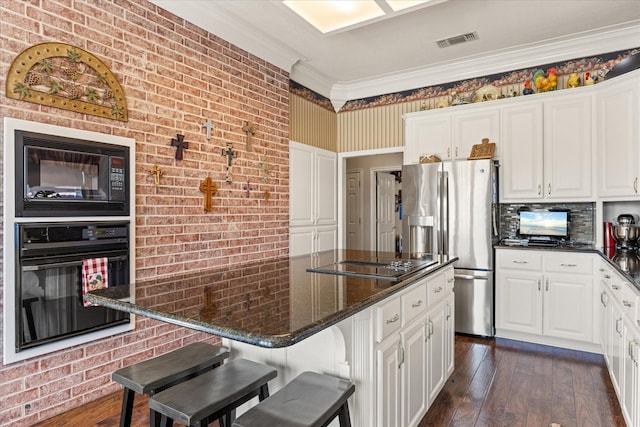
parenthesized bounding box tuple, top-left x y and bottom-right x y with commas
(15, 130, 131, 217)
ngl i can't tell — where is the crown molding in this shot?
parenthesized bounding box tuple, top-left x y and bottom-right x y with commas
(328, 22, 640, 109)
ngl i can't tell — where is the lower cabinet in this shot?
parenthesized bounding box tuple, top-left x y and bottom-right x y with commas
(597, 259, 640, 427)
(495, 249, 595, 346)
(374, 266, 454, 427)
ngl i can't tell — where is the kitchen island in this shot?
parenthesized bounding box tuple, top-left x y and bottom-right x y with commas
(86, 250, 457, 427)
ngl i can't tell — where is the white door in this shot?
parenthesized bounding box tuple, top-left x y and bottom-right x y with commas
(376, 172, 396, 253)
(346, 171, 363, 250)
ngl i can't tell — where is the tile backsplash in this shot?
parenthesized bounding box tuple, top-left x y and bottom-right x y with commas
(498, 202, 595, 245)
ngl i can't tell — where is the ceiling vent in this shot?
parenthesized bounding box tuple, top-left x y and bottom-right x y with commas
(436, 31, 479, 48)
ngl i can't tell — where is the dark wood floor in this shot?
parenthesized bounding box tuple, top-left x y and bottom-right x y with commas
(34, 335, 625, 427)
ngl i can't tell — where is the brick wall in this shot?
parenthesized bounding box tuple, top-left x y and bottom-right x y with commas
(0, 1, 290, 425)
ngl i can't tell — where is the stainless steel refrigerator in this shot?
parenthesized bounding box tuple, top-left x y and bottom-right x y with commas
(402, 159, 498, 336)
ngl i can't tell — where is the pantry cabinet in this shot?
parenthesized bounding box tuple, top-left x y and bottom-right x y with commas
(289, 141, 337, 256)
(496, 249, 594, 345)
(597, 69, 640, 198)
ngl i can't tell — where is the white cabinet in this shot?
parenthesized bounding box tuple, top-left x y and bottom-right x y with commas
(543, 93, 593, 200)
(289, 141, 337, 256)
(500, 92, 593, 202)
(599, 260, 640, 427)
(374, 266, 454, 427)
(403, 106, 499, 164)
(500, 102, 544, 200)
(404, 112, 451, 164)
(496, 249, 594, 345)
(597, 70, 640, 198)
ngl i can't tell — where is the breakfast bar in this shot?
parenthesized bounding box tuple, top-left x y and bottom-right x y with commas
(86, 250, 457, 427)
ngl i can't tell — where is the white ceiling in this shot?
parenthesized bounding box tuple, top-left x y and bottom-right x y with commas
(150, 0, 640, 108)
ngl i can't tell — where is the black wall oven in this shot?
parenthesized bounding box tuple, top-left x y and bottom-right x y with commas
(14, 130, 130, 217)
(16, 221, 131, 352)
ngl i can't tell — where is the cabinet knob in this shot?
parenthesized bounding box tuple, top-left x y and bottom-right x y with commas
(412, 300, 423, 308)
(560, 263, 578, 267)
(537, 184, 541, 195)
(434, 286, 443, 293)
(635, 177, 638, 194)
(623, 300, 632, 308)
(548, 183, 551, 195)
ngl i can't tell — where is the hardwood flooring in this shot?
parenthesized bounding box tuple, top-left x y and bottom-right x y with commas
(33, 335, 624, 427)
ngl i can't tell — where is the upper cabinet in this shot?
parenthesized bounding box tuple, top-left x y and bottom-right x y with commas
(500, 91, 593, 202)
(403, 106, 499, 164)
(597, 70, 640, 198)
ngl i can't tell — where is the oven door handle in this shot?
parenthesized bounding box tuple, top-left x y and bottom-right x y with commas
(22, 255, 128, 271)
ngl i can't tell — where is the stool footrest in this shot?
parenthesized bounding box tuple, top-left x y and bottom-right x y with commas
(232, 371, 355, 427)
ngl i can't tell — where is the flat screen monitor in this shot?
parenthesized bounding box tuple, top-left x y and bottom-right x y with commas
(519, 210, 569, 238)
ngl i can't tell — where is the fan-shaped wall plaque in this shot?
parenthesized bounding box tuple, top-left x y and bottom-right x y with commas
(6, 42, 128, 121)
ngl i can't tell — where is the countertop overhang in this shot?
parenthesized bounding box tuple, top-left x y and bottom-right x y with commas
(86, 250, 456, 348)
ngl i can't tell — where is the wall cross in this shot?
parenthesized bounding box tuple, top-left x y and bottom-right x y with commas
(171, 134, 188, 160)
(242, 121, 255, 152)
(221, 142, 238, 183)
(202, 119, 214, 141)
(199, 176, 218, 212)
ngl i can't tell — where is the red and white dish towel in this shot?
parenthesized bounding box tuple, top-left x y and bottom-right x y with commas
(82, 257, 109, 307)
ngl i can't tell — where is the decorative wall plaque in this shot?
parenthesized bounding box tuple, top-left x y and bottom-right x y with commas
(6, 42, 128, 121)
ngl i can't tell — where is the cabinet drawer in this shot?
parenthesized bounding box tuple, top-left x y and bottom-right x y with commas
(427, 271, 447, 306)
(401, 282, 427, 326)
(544, 253, 592, 274)
(497, 250, 542, 271)
(375, 297, 402, 343)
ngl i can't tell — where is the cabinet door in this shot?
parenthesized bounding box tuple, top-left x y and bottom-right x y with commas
(543, 273, 593, 342)
(611, 301, 625, 397)
(289, 143, 315, 227)
(597, 73, 640, 197)
(622, 322, 637, 427)
(543, 94, 593, 199)
(315, 150, 337, 226)
(315, 225, 337, 253)
(444, 292, 455, 378)
(426, 301, 446, 405)
(454, 108, 500, 160)
(500, 102, 544, 201)
(402, 318, 427, 427)
(376, 336, 402, 427)
(404, 113, 452, 164)
(599, 282, 610, 364)
(496, 270, 542, 334)
(289, 226, 315, 256)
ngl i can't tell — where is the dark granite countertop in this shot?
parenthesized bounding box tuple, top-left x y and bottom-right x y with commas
(86, 250, 456, 348)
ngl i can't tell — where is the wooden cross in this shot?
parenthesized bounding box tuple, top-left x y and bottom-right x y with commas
(202, 119, 214, 141)
(221, 142, 237, 183)
(242, 121, 255, 152)
(199, 176, 218, 212)
(147, 164, 164, 186)
(171, 134, 188, 160)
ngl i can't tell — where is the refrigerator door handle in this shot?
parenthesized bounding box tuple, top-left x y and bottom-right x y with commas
(440, 170, 449, 257)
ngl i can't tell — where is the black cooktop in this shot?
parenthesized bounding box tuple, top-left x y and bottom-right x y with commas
(307, 256, 437, 281)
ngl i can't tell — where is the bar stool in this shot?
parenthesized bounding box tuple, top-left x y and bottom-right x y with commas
(231, 371, 355, 427)
(148, 358, 277, 427)
(112, 342, 229, 427)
